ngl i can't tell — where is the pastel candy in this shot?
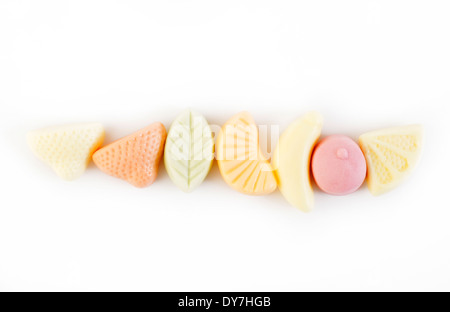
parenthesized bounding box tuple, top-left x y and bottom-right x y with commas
(27, 123, 105, 180)
(164, 110, 214, 192)
(312, 135, 367, 195)
(273, 112, 323, 212)
(93, 122, 166, 188)
(216, 112, 277, 195)
(359, 125, 423, 195)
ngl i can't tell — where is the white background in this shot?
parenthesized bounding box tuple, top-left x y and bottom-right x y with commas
(0, 0, 449, 292)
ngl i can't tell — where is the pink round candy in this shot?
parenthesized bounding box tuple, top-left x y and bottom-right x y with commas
(312, 135, 367, 196)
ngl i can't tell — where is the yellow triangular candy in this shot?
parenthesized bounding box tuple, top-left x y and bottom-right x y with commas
(28, 123, 105, 180)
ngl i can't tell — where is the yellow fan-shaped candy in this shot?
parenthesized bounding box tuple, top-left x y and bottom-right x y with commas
(359, 125, 423, 195)
(216, 112, 277, 195)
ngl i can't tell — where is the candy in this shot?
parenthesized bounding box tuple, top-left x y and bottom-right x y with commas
(216, 112, 277, 195)
(27, 123, 105, 180)
(164, 110, 214, 192)
(359, 125, 423, 195)
(26, 110, 423, 212)
(93, 122, 166, 188)
(273, 112, 323, 212)
(312, 135, 367, 195)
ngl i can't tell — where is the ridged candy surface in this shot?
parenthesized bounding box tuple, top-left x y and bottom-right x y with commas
(359, 125, 423, 195)
(216, 112, 277, 195)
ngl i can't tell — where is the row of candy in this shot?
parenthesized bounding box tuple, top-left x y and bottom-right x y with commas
(27, 110, 423, 212)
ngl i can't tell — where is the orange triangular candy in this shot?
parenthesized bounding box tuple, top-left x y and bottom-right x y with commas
(93, 122, 167, 188)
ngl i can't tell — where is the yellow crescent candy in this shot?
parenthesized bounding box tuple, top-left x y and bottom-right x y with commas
(273, 112, 323, 212)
